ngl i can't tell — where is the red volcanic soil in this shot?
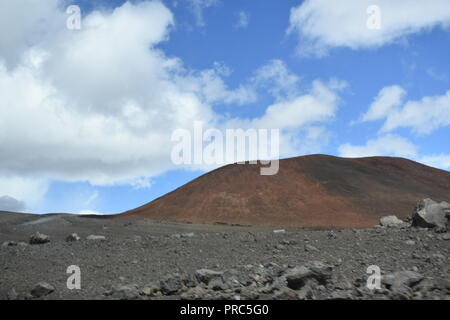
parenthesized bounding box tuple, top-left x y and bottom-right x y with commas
(120, 155, 450, 228)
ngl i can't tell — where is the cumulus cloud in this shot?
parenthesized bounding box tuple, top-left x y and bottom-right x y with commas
(225, 77, 346, 159)
(288, 0, 450, 56)
(0, 195, 27, 212)
(338, 134, 417, 158)
(0, 1, 214, 188)
(250, 80, 343, 130)
(380, 90, 450, 134)
(0, 0, 65, 70)
(234, 11, 250, 30)
(361, 85, 406, 122)
(360, 86, 450, 134)
(0, 1, 344, 208)
(338, 134, 450, 172)
(250, 59, 301, 101)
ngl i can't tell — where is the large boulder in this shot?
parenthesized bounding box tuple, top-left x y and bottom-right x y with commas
(285, 261, 332, 289)
(412, 199, 450, 230)
(379, 215, 407, 228)
(29, 232, 50, 245)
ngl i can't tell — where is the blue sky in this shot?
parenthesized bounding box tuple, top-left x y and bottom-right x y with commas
(0, 0, 449, 214)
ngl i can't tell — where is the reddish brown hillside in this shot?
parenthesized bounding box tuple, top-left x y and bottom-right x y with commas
(120, 155, 450, 228)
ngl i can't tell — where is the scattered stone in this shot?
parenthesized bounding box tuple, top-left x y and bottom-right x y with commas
(304, 244, 319, 252)
(239, 286, 260, 300)
(140, 283, 161, 297)
(327, 231, 337, 240)
(303, 261, 333, 282)
(29, 232, 50, 245)
(66, 233, 80, 242)
(273, 287, 299, 300)
(328, 290, 352, 300)
(383, 271, 423, 289)
(405, 240, 415, 245)
(209, 277, 227, 291)
(86, 235, 106, 241)
(182, 232, 195, 238)
(160, 274, 182, 295)
(285, 268, 310, 289)
(31, 282, 55, 298)
(285, 261, 332, 289)
(110, 285, 140, 300)
(439, 233, 450, 240)
(390, 285, 413, 300)
(180, 286, 208, 300)
(195, 269, 223, 285)
(2, 241, 18, 247)
(297, 285, 314, 300)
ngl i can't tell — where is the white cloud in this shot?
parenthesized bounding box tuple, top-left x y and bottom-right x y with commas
(361, 86, 450, 134)
(0, 1, 345, 208)
(225, 78, 346, 159)
(337, 134, 450, 172)
(382, 90, 450, 134)
(0, 0, 65, 69)
(251, 80, 343, 130)
(0, 1, 214, 188)
(234, 11, 250, 30)
(0, 195, 27, 212)
(187, 0, 219, 27)
(251, 59, 301, 101)
(175, 64, 257, 105)
(361, 85, 406, 122)
(288, 0, 450, 56)
(338, 134, 417, 158)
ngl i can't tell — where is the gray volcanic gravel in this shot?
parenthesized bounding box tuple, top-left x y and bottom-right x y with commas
(0, 212, 449, 300)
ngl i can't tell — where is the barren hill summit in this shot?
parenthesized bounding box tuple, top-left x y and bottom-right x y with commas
(121, 155, 450, 228)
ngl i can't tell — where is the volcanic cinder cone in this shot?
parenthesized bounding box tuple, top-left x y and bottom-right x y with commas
(120, 155, 450, 228)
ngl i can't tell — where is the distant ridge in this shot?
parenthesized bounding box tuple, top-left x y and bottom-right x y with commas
(120, 155, 450, 228)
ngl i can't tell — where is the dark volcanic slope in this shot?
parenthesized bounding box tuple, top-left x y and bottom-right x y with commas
(121, 155, 450, 228)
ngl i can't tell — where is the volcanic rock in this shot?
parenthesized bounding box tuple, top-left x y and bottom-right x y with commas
(412, 199, 450, 230)
(380, 215, 407, 228)
(29, 232, 50, 245)
(31, 282, 55, 298)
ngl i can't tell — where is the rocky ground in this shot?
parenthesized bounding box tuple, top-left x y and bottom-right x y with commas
(0, 208, 449, 300)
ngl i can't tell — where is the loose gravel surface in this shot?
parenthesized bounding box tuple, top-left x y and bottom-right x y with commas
(0, 212, 449, 300)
